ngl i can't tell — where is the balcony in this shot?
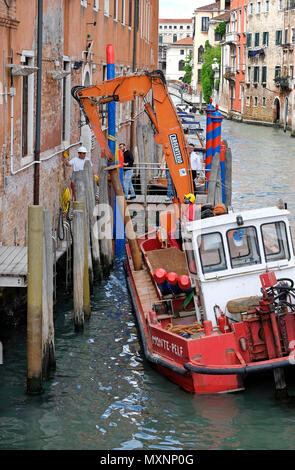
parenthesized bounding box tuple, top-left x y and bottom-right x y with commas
(274, 76, 293, 91)
(223, 66, 236, 81)
(225, 31, 238, 44)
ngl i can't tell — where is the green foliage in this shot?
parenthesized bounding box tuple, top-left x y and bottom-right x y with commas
(215, 21, 226, 38)
(181, 55, 192, 85)
(201, 41, 221, 103)
(214, 78, 220, 91)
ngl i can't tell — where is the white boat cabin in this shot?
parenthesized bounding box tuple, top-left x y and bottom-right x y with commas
(183, 207, 295, 325)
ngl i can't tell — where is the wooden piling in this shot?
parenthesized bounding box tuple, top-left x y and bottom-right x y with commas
(83, 160, 102, 282)
(73, 209, 85, 330)
(42, 209, 56, 379)
(97, 158, 114, 276)
(206, 153, 220, 205)
(73, 200, 91, 319)
(27, 205, 43, 394)
(224, 145, 232, 207)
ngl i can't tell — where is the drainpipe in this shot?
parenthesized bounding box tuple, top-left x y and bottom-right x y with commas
(34, 0, 43, 205)
(130, 0, 139, 154)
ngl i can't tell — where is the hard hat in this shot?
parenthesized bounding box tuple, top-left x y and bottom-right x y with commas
(184, 193, 196, 204)
(78, 146, 87, 153)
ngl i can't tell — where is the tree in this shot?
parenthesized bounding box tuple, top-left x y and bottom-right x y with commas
(215, 21, 226, 39)
(201, 40, 221, 103)
(181, 55, 193, 85)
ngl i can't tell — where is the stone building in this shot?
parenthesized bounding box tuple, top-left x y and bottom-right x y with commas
(282, 0, 295, 134)
(158, 18, 193, 72)
(0, 0, 158, 246)
(243, 0, 285, 125)
(192, 0, 230, 93)
(165, 37, 193, 82)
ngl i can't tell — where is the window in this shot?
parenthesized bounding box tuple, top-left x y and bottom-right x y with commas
(246, 95, 250, 106)
(159, 25, 162, 29)
(275, 66, 281, 78)
(278, 0, 283, 9)
(247, 66, 251, 82)
(290, 65, 294, 79)
(201, 17, 209, 32)
(262, 65, 267, 83)
(180, 49, 184, 55)
(276, 30, 282, 45)
(173, 33, 177, 42)
(21, 53, 34, 158)
(159, 34, 163, 44)
(128, 0, 132, 26)
(197, 69, 202, 83)
(257, 1, 261, 13)
(198, 45, 204, 63)
(93, 0, 99, 11)
(104, 0, 109, 15)
(184, 239, 197, 274)
(255, 32, 260, 47)
(254, 96, 258, 106)
(174, 25, 177, 29)
(180, 25, 183, 29)
(285, 28, 289, 44)
(113, 0, 118, 20)
(262, 31, 269, 46)
(198, 232, 227, 274)
(254, 66, 259, 83)
(292, 27, 295, 43)
(227, 227, 261, 269)
(247, 33, 252, 47)
(262, 96, 266, 106)
(81, 0, 87, 7)
(178, 60, 185, 71)
(265, 0, 269, 11)
(169, 25, 172, 29)
(187, 25, 190, 29)
(249, 2, 254, 13)
(261, 222, 290, 262)
(215, 31, 222, 41)
(62, 59, 71, 143)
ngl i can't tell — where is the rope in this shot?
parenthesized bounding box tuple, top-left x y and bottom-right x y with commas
(165, 321, 202, 336)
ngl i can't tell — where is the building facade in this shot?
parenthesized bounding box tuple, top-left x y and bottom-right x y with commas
(165, 37, 193, 82)
(158, 18, 193, 71)
(0, 0, 158, 246)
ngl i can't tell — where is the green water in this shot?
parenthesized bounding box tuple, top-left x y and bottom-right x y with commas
(1, 119, 295, 450)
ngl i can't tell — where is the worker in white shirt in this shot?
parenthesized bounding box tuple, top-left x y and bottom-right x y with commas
(64, 146, 98, 181)
(188, 143, 202, 190)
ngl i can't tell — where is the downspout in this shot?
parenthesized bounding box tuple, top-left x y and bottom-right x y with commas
(34, 0, 43, 205)
(130, 0, 139, 154)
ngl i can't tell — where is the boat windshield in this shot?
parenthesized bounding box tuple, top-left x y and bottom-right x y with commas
(227, 226, 261, 268)
(198, 232, 227, 274)
(261, 221, 290, 262)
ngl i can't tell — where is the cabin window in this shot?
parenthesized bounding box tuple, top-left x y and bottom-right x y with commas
(227, 226, 261, 268)
(198, 232, 227, 274)
(261, 222, 290, 262)
(184, 239, 197, 274)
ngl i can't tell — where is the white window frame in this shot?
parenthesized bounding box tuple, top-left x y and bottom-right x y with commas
(121, 0, 126, 24)
(21, 50, 35, 161)
(81, 0, 87, 7)
(265, 0, 269, 12)
(93, 0, 99, 12)
(104, 0, 109, 16)
(113, 0, 118, 21)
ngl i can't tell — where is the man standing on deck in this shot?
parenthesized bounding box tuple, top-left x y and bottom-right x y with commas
(188, 143, 202, 191)
(119, 143, 136, 200)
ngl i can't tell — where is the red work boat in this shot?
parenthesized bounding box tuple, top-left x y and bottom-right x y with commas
(125, 205, 295, 393)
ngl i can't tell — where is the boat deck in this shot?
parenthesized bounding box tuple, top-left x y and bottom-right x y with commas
(132, 268, 159, 317)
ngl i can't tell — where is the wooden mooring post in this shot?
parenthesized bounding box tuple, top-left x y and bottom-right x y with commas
(73, 200, 91, 320)
(73, 209, 85, 330)
(27, 205, 43, 394)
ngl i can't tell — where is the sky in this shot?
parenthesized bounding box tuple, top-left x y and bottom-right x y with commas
(159, 0, 209, 19)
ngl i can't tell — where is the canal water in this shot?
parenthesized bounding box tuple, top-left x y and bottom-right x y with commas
(1, 118, 295, 450)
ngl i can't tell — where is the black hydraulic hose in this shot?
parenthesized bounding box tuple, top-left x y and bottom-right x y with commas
(184, 358, 293, 376)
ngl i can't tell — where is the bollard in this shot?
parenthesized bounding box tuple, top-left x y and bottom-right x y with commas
(210, 105, 225, 203)
(73, 201, 91, 320)
(205, 98, 216, 185)
(73, 210, 85, 330)
(27, 205, 43, 394)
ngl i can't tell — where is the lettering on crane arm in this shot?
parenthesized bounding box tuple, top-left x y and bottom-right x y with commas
(152, 335, 184, 357)
(169, 133, 183, 165)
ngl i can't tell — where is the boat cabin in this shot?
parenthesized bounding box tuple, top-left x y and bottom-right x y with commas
(183, 206, 295, 325)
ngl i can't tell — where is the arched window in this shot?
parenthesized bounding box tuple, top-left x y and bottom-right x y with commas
(178, 60, 185, 71)
(198, 45, 204, 63)
(173, 34, 177, 42)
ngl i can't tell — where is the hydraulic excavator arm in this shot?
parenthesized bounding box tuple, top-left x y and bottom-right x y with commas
(72, 70, 194, 202)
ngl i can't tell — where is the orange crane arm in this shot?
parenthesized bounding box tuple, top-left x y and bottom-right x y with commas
(72, 70, 194, 202)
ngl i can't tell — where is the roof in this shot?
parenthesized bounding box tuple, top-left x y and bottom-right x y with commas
(210, 11, 230, 21)
(172, 37, 194, 46)
(196, 1, 221, 11)
(159, 18, 193, 23)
